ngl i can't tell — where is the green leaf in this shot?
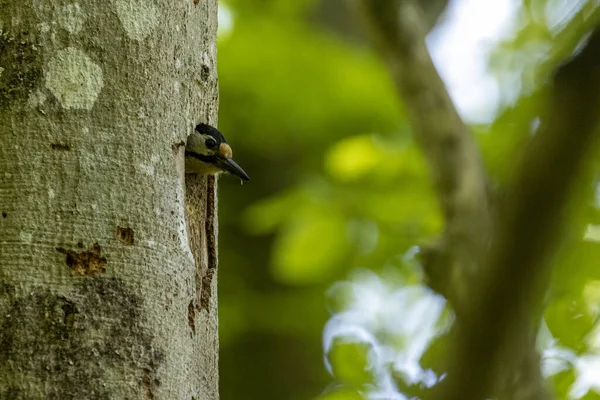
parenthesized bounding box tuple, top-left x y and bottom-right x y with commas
(545, 296, 595, 353)
(327, 338, 376, 388)
(325, 135, 381, 182)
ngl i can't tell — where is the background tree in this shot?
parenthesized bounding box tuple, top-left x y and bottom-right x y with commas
(362, 1, 600, 399)
(0, 1, 219, 398)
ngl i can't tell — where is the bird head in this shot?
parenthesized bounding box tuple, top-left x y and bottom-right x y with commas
(185, 123, 250, 181)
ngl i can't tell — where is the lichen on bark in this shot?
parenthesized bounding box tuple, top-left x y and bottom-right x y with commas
(0, 278, 164, 399)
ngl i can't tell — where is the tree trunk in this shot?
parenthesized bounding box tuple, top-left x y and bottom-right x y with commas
(0, 1, 220, 399)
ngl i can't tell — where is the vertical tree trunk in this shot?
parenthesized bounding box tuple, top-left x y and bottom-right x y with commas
(0, 1, 220, 398)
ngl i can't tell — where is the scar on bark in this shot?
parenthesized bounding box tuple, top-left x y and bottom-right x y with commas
(56, 243, 106, 275)
(200, 175, 217, 310)
(116, 226, 135, 245)
(200, 65, 210, 82)
(188, 300, 196, 334)
(59, 297, 78, 329)
(51, 143, 71, 151)
(142, 367, 161, 400)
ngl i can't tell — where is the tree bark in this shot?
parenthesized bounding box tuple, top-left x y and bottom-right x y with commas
(0, 1, 220, 399)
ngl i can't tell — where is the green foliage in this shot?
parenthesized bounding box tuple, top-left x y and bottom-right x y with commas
(218, 17, 403, 158)
(217, 1, 600, 399)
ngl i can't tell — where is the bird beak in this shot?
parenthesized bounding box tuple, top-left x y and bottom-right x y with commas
(215, 157, 250, 181)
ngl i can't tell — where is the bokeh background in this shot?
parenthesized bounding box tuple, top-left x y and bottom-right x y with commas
(215, 1, 600, 399)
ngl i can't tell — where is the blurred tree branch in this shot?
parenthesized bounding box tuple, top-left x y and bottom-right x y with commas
(360, 0, 600, 398)
(359, 0, 492, 316)
(438, 28, 600, 400)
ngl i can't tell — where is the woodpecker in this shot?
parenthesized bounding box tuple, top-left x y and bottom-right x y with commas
(185, 123, 250, 181)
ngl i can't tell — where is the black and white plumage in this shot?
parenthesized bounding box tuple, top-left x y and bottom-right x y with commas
(185, 123, 250, 181)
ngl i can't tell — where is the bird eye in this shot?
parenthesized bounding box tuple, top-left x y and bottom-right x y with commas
(205, 137, 217, 149)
